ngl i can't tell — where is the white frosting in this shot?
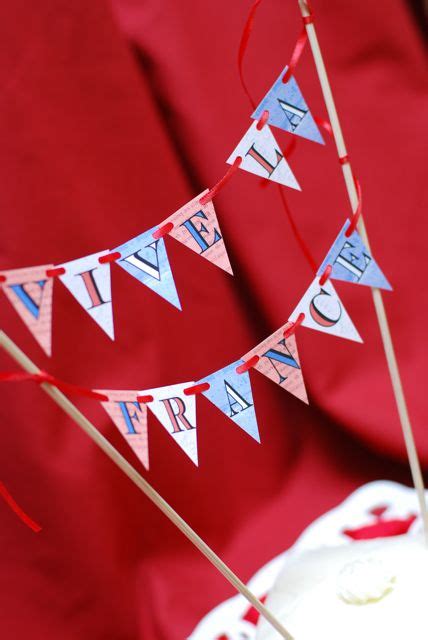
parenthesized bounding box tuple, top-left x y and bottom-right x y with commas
(255, 535, 428, 640)
(337, 557, 396, 604)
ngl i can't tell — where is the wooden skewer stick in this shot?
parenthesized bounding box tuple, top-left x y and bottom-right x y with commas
(0, 329, 294, 640)
(297, 0, 428, 544)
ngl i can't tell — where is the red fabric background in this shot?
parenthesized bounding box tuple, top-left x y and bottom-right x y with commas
(0, 1, 426, 638)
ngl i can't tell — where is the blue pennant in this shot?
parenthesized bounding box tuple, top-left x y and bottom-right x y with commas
(317, 220, 392, 291)
(115, 226, 181, 309)
(199, 360, 260, 442)
(252, 65, 324, 144)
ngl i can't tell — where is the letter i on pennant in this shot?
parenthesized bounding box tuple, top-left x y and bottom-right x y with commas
(0, 265, 54, 355)
(160, 191, 233, 274)
(142, 383, 198, 465)
(59, 250, 114, 339)
(98, 390, 149, 470)
(244, 324, 308, 404)
(227, 120, 300, 190)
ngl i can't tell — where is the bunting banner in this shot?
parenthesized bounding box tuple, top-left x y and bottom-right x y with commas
(252, 65, 324, 144)
(317, 220, 392, 291)
(243, 323, 308, 404)
(98, 390, 149, 470)
(143, 383, 198, 465)
(0, 265, 54, 356)
(199, 360, 260, 442)
(115, 226, 181, 310)
(289, 277, 362, 343)
(59, 251, 114, 340)
(162, 191, 233, 275)
(227, 121, 300, 190)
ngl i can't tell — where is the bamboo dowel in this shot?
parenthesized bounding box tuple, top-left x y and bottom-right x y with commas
(0, 329, 294, 640)
(297, 0, 428, 544)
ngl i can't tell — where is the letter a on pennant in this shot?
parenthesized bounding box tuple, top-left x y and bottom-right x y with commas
(142, 382, 198, 465)
(252, 66, 324, 144)
(160, 191, 233, 274)
(198, 360, 260, 442)
(59, 250, 114, 339)
(115, 226, 181, 310)
(244, 326, 308, 403)
(0, 265, 54, 355)
(226, 121, 300, 190)
(98, 390, 149, 470)
(289, 277, 362, 342)
(317, 220, 392, 291)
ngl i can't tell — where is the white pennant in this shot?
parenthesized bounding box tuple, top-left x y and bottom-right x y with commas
(59, 250, 114, 339)
(227, 121, 300, 190)
(289, 278, 362, 342)
(142, 382, 198, 465)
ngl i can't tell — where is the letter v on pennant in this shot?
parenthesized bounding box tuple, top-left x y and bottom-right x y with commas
(115, 226, 181, 310)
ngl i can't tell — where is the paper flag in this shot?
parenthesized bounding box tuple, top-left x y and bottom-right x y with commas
(244, 325, 308, 403)
(252, 66, 324, 144)
(98, 390, 149, 470)
(317, 220, 392, 290)
(226, 121, 300, 190)
(115, 226, 181, 310)
(289, 277, 362, 342)
(161, 191, 233, 275)
(0, 265, 54, 355)
(198, 360, 260, 442)
(59, 250, 114, 339)
(142, 382, 198, 465)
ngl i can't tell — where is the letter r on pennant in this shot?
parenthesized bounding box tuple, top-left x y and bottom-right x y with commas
(161, 397, 195, 433)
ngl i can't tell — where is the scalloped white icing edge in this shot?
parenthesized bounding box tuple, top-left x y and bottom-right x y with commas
(189, 481, 424, 640)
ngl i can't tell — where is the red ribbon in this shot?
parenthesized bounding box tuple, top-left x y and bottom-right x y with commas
(0, 481, 41, 532)
(318, 264, 332, 286)
(0, 371, 109, 401)
(237, 0, 325, 277)
(283, 313, 305, 338)
(98, 251, 121, 264)
(183, 382, 211, 396)
(345, 178, 362, 237)
(152, 222, 174, 240)
(45, 267, 65, 278)
(282, 27, 308, 84)
(277, 186, 317, 273)
(237, 0, 263, 110)
(236, 355, 259, 374)
(314, 115, 333, 137)
(199, 157, 242, 205)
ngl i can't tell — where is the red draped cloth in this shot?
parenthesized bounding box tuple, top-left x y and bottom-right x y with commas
(0, 1, 426, 638)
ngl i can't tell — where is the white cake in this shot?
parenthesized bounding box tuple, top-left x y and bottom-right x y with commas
(255, 534, 428, 639)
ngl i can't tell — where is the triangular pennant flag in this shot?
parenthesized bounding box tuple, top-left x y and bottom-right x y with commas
(198, 360, 260, 442)
(59, 250, 114, 339)
(115, 226, 181, 310)
(317, 220, 392, 290)
(161, 191, 233, 275)
(252, 66, 324, 144)
(143, 382, 198, 465)
(98, 390, 149, 470)
(244, 324, 308, 403)
(0, 265, 54, 355)
(226, 121, 300, 190)
(289, 277, 363, 342)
